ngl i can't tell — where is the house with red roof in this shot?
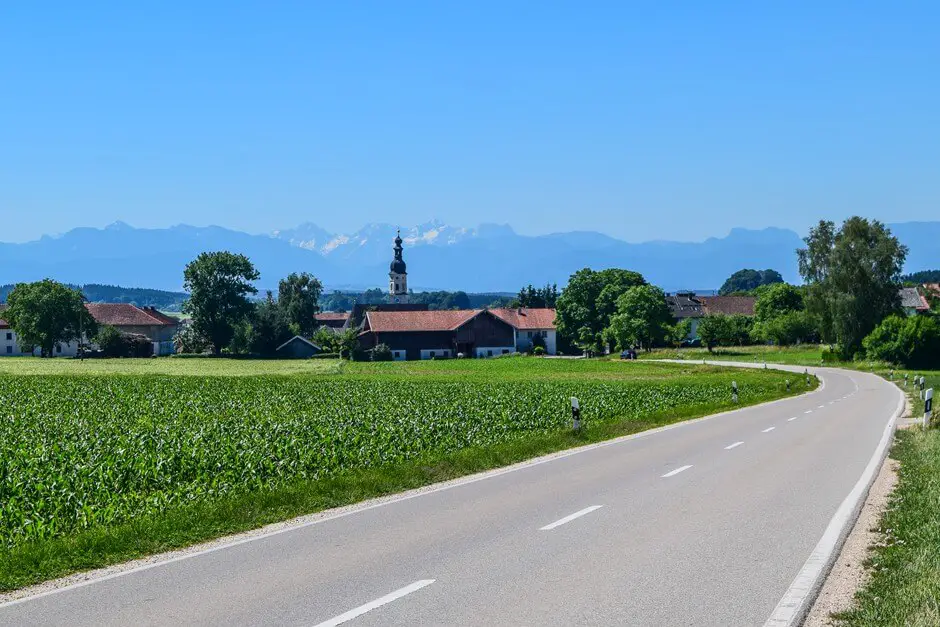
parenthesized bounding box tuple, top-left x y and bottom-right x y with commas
(357, 307, 557, 360)
(489, 308, 558, 354)
(0, 303, 180, 357)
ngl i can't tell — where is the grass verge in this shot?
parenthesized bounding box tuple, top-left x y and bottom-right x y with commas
(834, 428, 940, 625)
(0, 381, 812, 594)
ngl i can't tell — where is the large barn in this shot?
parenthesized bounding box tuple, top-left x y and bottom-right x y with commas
(350, 233, 556, 360)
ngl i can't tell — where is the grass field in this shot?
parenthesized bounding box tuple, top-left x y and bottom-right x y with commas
(0, 356, 809, 591)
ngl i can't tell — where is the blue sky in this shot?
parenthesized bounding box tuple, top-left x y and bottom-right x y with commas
(2, 1, 938, 243)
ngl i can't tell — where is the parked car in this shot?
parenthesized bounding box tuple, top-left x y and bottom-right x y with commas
(620, 349, 637, 360)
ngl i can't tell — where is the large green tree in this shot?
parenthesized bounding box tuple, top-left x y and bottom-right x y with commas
(753, 283, 804, 323)
(4, 279, 97, 356)
(183, 252, 260, 356)
(718, 268, 784, 295)
(513, 283, 559, 308)
(247, 292, 293, 356)
(604, 285, 673, 351)
(278, 272, 322, 336)
(798, 218, 907, 359)
(555, 268, 646, 353)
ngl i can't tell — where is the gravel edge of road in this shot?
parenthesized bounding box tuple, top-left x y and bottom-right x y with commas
(802, 395, 912, 626)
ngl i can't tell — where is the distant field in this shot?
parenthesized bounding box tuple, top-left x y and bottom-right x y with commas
(639, 344, 828, 366)
(0, 357, 809, 590)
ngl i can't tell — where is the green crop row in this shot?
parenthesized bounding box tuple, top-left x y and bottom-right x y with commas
(0, 370, 793, 548)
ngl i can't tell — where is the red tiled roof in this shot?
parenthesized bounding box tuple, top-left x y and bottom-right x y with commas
(86, 303, 180, 327)
(365, 309, 481, 333)
(700, 296, 756, 316)
(315, 312, 350, 321)
(488, 308, 556, 330)
(0, 303, 179, 330)
(922, 284, 939, 298)
(899, 287, 930, 311)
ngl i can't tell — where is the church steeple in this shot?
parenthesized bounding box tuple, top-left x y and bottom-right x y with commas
(389, 229, 408, 303)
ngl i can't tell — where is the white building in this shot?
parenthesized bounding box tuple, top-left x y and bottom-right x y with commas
(0, 303, 179, 357)
(489, 308, 558, 355)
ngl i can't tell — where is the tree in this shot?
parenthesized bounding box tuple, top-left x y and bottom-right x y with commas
(863, 314, 940, 369)
(333, 327, 361, 360)
(555, 268, 646, 353)
(372, 343, 393, 361)
(666, 319, 693, 349)
(798, 218, 907, 359)
(95, 325, 126, 357)
(278, 273, 322, 336)
(183, 252, 260, 356)
(754, 283, 804, 323)
(4, 279, 97, 356)
(174, 324, 210, 354)
(604, 285, 673, 351)
(513, 283, 559, 308)
(718, 269, 784, 295)
(246, 292, 293, 357)
(754, 310, 816, 346)
(696, 315, 752, 351)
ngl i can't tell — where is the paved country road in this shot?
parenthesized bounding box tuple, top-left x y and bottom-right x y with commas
(0, 364, 903, 627)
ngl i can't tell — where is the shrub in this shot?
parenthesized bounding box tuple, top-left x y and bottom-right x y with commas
(372, 343, 393, 362)
(95, 326, 153, 358)
(95, 325, 125, 358)
(533, 346, 546, 356)
(864, 314, 940, 368)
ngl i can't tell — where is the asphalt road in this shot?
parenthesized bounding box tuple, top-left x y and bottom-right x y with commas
(0, 364, 903, 627)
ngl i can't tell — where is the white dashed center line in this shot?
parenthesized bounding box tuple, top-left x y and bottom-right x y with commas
(804, 410, 813, 414)
(787, 417, 798, 422)
(818, 405, 825, 409)
(725, 441, 744, 450)
(540, 506, 603, 531)
(313, 580, 435, 627)
(762, 427, 776, 433)
(662, 465, 693, 478)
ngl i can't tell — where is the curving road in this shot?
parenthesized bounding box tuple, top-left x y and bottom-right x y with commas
(0, 364, 903, 627)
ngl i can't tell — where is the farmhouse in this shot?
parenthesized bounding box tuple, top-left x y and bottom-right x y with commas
(359, 309, 516, 360)
(665, 292, 757, 339)
(899, 287, 930, 316)
(351, 234, 557, 359)
(0, 303, 180, 357)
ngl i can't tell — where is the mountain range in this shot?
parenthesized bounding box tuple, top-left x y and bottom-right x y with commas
(2, 220, 937, 293)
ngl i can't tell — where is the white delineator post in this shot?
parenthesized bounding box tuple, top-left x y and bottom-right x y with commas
(925, 388, 934, 430)
(732, 380, 738, 404)
(571, 397, 581, 432)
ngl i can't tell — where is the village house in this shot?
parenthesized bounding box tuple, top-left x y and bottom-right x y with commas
(899, 287, 930, 316)
(0, 303, 180, 356)
(665, 292, 757, 339)
(350, 233, 557, 360)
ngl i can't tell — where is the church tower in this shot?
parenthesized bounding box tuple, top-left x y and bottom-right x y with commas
(388, 230, 408, 303)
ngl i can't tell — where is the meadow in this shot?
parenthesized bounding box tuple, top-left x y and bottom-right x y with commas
(0, 357, 807, 590)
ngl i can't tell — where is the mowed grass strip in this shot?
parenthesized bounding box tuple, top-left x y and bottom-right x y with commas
(0, 360, 810, 591)
(835, 429, 940, 626)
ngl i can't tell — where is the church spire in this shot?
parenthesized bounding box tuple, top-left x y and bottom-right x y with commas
(389, 229, 408, 302)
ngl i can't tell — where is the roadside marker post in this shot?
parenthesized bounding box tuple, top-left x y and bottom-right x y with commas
(571, 397, 581, 432)
(923, 388, 933, 430)
(904, 373, 909, 387)
(786, 379, 791, 392)
(732, 381, 738, 404)
(805, 369, 810, 386)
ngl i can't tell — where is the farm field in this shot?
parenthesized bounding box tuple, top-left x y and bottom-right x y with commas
(0, 357, 810, 591)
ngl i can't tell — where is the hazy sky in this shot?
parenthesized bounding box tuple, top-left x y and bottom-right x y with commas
(2, 1, 938, 243)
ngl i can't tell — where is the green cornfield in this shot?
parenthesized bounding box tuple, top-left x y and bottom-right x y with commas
(0, 364, 795, 549)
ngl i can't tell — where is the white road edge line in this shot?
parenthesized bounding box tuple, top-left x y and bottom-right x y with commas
(0, 359, 827, 609)
(313, 580, 435, 627)
(724, 441, 744, 450)
(661, 465, 693, 478)
(539, 505, 603, 531)
(762, 427, 776, 433)
(764, 373, 904, 627)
